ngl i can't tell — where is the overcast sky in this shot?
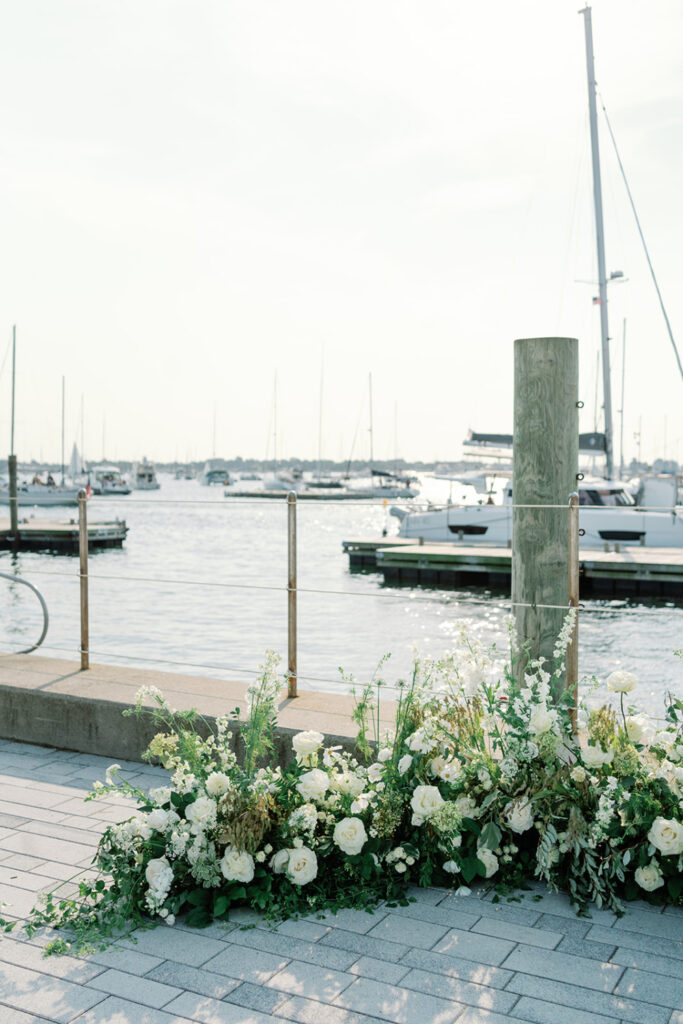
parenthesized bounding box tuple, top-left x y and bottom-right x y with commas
(1, 0, 682, 466)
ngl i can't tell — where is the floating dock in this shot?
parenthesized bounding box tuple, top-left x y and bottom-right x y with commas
(0, 517, 128, 553)
(343, 538, 683, 598)
(225, 489, 394, 500)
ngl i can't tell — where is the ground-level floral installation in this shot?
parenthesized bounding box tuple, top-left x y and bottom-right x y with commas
(6, 615, 683, 953)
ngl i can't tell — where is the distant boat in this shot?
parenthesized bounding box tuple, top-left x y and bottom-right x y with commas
(0, 477, 81, 507)
(133, 459, 161, 490)
(90, 465, 131, 495)
(200, 459, 231, 486)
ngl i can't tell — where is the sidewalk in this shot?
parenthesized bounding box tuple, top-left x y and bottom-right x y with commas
(0, 738, 681, 1024)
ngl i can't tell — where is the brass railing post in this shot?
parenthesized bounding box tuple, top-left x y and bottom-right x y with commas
(287, 491, 297, 697)
(78, 490, 89, 670)
(568, 492, 580, 731)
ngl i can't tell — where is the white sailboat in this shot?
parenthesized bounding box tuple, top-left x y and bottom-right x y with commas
(392, 7, 683, 548)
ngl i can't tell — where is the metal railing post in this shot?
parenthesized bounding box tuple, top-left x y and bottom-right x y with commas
(287, 491, 297, 697)
(78, 490, 89, 670)
(567, 492, 580, 731)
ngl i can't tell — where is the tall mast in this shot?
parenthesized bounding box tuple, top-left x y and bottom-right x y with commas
(368, 372, 374, 465)
(10, 325, 16, 456)
(61, 376, 66, 485)
(581, 5, 614, 479)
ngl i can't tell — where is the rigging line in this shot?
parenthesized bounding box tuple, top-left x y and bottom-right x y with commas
(0, 335, 12, 380)
(599, 92, 683, 384)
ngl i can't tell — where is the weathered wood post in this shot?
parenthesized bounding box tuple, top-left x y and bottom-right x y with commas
(287, 491, 297, 698)
(512, 337, 579, 700)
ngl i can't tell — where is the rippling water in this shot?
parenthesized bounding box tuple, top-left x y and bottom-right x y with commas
(1, 475, 681, 717)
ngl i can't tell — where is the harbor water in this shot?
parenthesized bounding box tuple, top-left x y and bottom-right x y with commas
(0, 475, 681, 719)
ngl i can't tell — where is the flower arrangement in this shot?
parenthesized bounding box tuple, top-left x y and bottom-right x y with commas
(7, 622, 683, 954)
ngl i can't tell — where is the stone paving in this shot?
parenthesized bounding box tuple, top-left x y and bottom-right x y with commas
(0, 737, 681, 1024)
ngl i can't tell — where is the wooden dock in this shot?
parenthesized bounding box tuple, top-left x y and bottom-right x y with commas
(0, 517, 128, 552)
(343, 537, 683, 597)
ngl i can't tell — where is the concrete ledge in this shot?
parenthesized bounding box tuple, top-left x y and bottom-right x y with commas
(0, 654, 396, 764)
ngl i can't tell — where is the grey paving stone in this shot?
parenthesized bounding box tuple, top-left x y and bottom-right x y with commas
(307, 907, 388, 934)
(269, 918, 330, 942)
(86, 967, 183, 1008)
(472, 915, 562, 949)
(611, 947, 683, 979)
(472, 900, 542, 928)
(457, 1009, 525, 1024)
(399, 947, 513, 989)
(0, 1003, 54, 1024)
(433, 926, 516, 966)
(0, 864, 60, 894)
(225, 981, 289, 1015)
(404, 885, 451, 906)
(587, 924, 683, 959)
(20, 820, 100, 847)
(506, 971, 672, 1024)
(556, 933, 617, 961)
(348, 956, 410, 985)
(203, 944, 290, 984)
(502, 943, 624, 992)
(0, 936, 105, 984)
(74, 995, 196, 1023)
(366, 912, 449, 950)
(511, 995, 619, 1024)
(400, 966, 518, 1014)
(382, 900, 481, 932)
(2, 783, 73, 811)
(614, 967, 683, 1009)
(267, 960, 355, 1002)
(669, 1012, 683, 1024)
(0, 882, 42, 919)
(165, 991, 278, 1023)
(0, 960, 106, 1023)
(0, 813, 29, 828)
(146, 962, 242, 1000)
(88, 946, 165, 975)
(229, 926, 358, 971)
(0, 829, 94, 865)
(334, 975, 464, 1024)
(612, 910, 683, 942)
(320, 928, 410, 963)
(273, 994, 383, 1024)
(122, 925, 226, 966)
(509, 888, 618, 927)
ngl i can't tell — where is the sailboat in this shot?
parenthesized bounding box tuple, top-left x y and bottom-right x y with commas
(391, 7, 683, 548)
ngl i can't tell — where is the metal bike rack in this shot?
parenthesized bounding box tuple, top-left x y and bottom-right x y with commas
(0, 571, 49, 654)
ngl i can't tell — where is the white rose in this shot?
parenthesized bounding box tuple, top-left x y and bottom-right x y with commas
(634, 860, 664, 892)
(220, 847, 255, 884)
(205, 772, 231, 797)
(647, 816, 683, 856)
(477, 847, 499, 878)
(653, 731, 676, 752)
(429, 756, 448, 777)
(410, 785, 444, 824)
(145, 856, 173, 893)
(292, 730, 324, 764)
(395, 862, 407, 874)
(184, 795, 217, 834)
(296, 768, 329, 802)
(333, 817, 368, 856)
(455, 795, 479, 819)
(570, 765, 588, 783)
(367, 763, 383, 783)
(148, 786, 171, 806)
(148, 808, 178, 832)
(528, 705, 557, 736)
(330, 771, 364, 797)
(439, 759, 463, 784)
(350, 793, 373, 814)
(378, 748, 392, 762)
(443, 860, 460, 874)
(407, 729, 430, 754)
(131, 814, 153, 840)
(270, 849, 290, 874)
(625, 715, 653, 746)
(607, 670, 637, 693)
(397, 755, 412, 776)
(285, 846, 318, 885)
(582, 744, 614, 768)
(504, 797, 534, 834)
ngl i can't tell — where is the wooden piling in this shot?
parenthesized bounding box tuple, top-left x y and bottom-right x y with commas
(287, 491, 297, 698)
(78, 490, 90, 670)
(512, 337, 579, 698)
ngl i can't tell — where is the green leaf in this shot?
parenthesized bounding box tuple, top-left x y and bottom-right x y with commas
(668, 875, 683, 900)
(213, 895, 229, 918)
(460, 856, 483, 884)
(479, 822, 502, 851)
(461, 818, 481, 837)
(184, 907, 212, 928)
(186, 888, 210, 908)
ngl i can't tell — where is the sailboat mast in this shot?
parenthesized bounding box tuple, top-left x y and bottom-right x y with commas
(10, 325, 16, 456)
(61, 376, 65, 486)
(368, 372, 374, 465)
(581, 5, 614, 479)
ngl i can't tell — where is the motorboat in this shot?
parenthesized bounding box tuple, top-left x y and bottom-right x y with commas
(0, 477, 81, 507)
(391, 476, 683, 548)
(200, 459, 231, 486)
(133, 459, 161, 490)
(89, 465, 131, 495)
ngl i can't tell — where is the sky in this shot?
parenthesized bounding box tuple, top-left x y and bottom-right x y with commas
(1, 0, 682, 467)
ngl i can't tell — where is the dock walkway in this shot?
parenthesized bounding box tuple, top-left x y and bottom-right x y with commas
(1, 737, 681, 1024)
(343, 539, 683, 597)
(0, 518, 127, 552)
